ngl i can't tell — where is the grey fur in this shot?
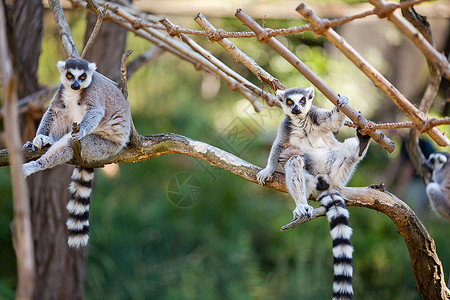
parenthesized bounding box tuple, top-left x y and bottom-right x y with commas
(425, 152, 450, 220)
(23, 58, 132, 247)
(257, 87, 369, 217)
(257, 87, 370, 300)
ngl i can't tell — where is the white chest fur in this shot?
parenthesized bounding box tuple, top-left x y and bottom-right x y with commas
(62, 89, 86, 123)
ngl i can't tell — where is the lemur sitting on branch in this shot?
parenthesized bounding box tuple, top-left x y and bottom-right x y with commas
(257, 87, 370, 300)
(23, 58, 132, 248)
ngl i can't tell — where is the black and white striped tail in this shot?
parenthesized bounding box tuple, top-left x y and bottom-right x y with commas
(66, 166, 95, 248)
(319, 191, 354, 300)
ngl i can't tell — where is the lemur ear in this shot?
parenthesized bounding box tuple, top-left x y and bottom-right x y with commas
(276, 90, 284, 102)
(88, 62, 97, 74)
(305, 86, 314, 99)
(57, 61, 66, 74)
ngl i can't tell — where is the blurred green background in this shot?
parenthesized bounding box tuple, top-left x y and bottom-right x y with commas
(1, 2, 449, 299)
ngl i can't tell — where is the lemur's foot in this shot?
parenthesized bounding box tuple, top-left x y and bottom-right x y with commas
(293, 203, 313, 219)
(256, 167, 274, 185)
(337, 95, 349, 107)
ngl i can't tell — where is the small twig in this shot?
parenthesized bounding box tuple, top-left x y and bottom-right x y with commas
(160, 17, 266, 111)
(118, 49, 143, 148)
(81, 0, 108, 59)
(295, 3, 449, 148)
(235, 8, 396, 153)
(194, 13, 285, 93)
(345, 118, 450, 132)
(126, 46, 164, 78)
(280, 206, 327, 231)
(369, 0, 450, 80)
(120, 49, 133, 99)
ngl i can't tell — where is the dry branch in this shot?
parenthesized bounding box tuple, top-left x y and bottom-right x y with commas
(48, 0, 80, 58)
(369, 0, 450, 81)
(235, 9, 397, 153)
(159, 17, 264, 111)
(126, 46, 164, 78)
(295, 4, 449, 148)
(0, 131, 449, 297)
(81, 0, 108, 59)
(194, 13, 285, 93)
(0, 3, 35, 299)
(71, 0, 277, 109)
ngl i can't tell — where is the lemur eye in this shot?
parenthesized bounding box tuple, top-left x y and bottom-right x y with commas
(286, 98, 294, 105)
(80, 73, 86, 80)
(66, 73, 73, 79)
(300, 98, 306, 104)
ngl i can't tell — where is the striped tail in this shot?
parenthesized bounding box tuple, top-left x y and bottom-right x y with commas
(319, 191, 354, 300)
(66, 166, 95, 248)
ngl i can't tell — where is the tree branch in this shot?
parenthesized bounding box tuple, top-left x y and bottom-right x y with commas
(47, 0, 80, 58)
(0, 3, 35, 299)
(80, 0, 108, 59)
(0, 131, 448, 297)
(235, 8, 397, 153)
(294, 4, 449, 148)
(194, 13, 285, 94)
(369, 0, 450, 81)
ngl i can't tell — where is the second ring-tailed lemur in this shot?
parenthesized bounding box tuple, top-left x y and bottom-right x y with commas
(23, 58, 132, 248)
(425, 152, 450, 220)
(257, 87, 370, 300)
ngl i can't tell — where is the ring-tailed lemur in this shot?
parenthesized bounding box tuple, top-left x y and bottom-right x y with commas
(23, 58, 132, 248)
(425, 152, 450, 220)
(257, 87, 370, 300)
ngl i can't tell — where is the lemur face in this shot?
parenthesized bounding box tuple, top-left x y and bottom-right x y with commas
(276, 87, 314, 118)
(427, 153, 448, 171)
(57, 58, 96, 91)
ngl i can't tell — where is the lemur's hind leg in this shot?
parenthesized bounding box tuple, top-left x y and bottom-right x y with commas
(23, 133, 74, 177)
(78, 134, 124, 162)
(285, 155, 314, 218)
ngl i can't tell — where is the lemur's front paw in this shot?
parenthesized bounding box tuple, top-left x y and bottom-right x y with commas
(256, 167, 274, 185)
(337, 95, 349, 107)
(293, 204, 313, 219)
(32, 134, 53, 150)
(23, 141, 33, 150)
(22, 161, 40, 177)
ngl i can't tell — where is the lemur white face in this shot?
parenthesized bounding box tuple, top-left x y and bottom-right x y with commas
(276, 87, 314, 118)
(57, 58, 96, 91)
(428, 153, 448, 171)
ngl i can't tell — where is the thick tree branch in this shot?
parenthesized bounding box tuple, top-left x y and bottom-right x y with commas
(0, 131, 448, 297)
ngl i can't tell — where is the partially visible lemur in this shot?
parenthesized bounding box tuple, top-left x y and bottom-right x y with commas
(257, 87, 370, 300)
(23, 58, 131, 248)
(425, 152, 450, 220)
